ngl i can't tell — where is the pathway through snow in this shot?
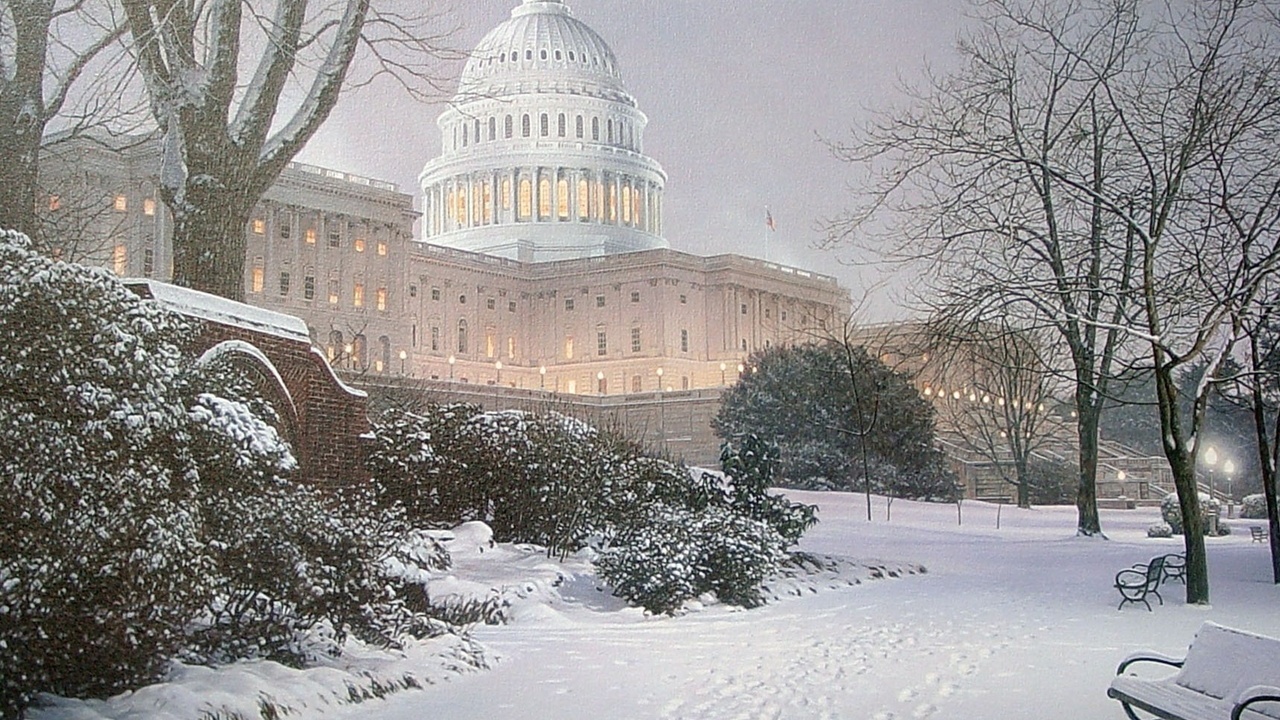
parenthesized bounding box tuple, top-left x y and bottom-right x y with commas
(343, 492, 1280, 720)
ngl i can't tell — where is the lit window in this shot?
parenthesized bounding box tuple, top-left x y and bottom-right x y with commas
(486, 332, 495, 358)
(681, 329, 689, 353)
(304, 275, 315, 300)
(306, 228, 316, 244)
(593, 181, 604, 220)
(377, 241, 388, 256)
(557, 178, 569, 219)
(113, 195, 127, 212)
(355, 238, 366, 253)
(279, 271, 290, 296)
(596, 295, 605, 308)
(568, 379, 577, 394)
(377, 287, 387, 311)
(539, 178, 551, 218)
(502, 178, 512, 210)
(565, 297, 575, 311)
(112, 244, 127, 274)
(483, 184, 493, 224)
(622, 185, 632, 224)
(631, 327, 641, 352)
(565, 336, 574, 359)
(519, 179, 532, 219)
(631, 291, 640, 303)
(353, 283, 364, 307)
(328, 276, 340, 305)
(251, 263, 264, 293)
(253, 218, 265, 234)
(578, 178, 589, 219)
(507, 336, 515, 359)
(143, 198, 156, 216)
(597, 330, 608, 356)
(608, 184, 617, 222)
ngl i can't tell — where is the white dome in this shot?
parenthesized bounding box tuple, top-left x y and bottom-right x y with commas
(419, 0, 667, 263)
(458, 0, 631, 104)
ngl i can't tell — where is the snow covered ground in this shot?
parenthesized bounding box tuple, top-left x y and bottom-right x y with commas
(35, 491, 1280, 719)
(337, 491, 1280, 720)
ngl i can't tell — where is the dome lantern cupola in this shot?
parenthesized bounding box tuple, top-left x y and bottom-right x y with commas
(419, 0, 667, 262)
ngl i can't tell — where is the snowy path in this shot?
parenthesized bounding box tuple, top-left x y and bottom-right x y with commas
(340, 494, 1280, 719)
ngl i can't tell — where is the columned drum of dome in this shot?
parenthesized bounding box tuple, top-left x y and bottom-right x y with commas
(418, 0, 668, 262)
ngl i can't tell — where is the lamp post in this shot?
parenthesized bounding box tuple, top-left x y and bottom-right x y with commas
(1204, 445, 1218, 499)
(719, 362, 726, 386)
(398, 349, 407, 375)
(1224, 459, 1236, 515)
(344, 343, 354, 370)
(539, 365, 546, 389)
(448, 354, 455, 380)
(656, 367, 664, 391)
(597, 370, 605, 395)
(495, 360, 502, 385)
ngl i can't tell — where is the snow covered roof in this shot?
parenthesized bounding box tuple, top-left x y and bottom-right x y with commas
(126, 280, 311, 344)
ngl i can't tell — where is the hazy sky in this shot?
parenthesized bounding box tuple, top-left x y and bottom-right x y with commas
(298, 1, 964, 321)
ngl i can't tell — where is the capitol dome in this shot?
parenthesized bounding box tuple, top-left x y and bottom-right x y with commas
(419, 0, 668, 262)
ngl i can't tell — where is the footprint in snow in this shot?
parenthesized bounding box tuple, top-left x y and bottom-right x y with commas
(897, 687, 919, 703)
(912, 702, 939, 718)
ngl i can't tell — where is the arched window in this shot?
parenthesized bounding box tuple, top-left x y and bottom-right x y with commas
(445, 188, 455, 221)
(577, 178, 589, 219)
(456, 185, 467, 225)
(472, 181, 483, 225)
(488, 117, 496, 141)
(539, 48, 547, 60)
(634, 185, 643, 228)
(524, 49, 532, 61)
(483, 183, 493, 224)
(538, 177, 551, 218)
(522, 114, 531, 138)
(462, 124, 468, 147)
(540, 113, 549, 137)
(592, 180, 604, 221)
(607, 118, 614, 144)
(622, 184, 632, 224)
(608, 181, 617, 222)
(557, 178, 569, 219)
(576, 115, 584, 139)
(592, 116, 600, 141)
(518, 178, 532, 219)
(558, 113, 566, 137)
(502, 177, 512, 211)
(474, 119, 480, 144)
(505, 115, 513, 139)
(457, 320, 468, 354)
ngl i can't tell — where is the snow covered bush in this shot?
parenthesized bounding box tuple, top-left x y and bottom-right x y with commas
(595, 503, 788, 614)
(1160, 492, 1222, 535)
(0, 231, 208, 714)
(719, 436, 817, 545)
(1147, 523, 1173, 538)
(1241, 494, 1268, 519)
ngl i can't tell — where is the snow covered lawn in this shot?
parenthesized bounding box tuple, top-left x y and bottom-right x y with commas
(339, 491, 1280, 720)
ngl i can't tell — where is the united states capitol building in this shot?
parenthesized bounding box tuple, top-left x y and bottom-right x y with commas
(43, 0, 848, 406)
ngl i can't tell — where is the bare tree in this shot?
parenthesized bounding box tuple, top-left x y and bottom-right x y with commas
(120, 0, 453, 300)
(0, 0, 128, 237)
(928, 319, 1056, 508)
(828, 0, 1143, 538)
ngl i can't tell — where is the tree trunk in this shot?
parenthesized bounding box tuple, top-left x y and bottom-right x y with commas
(1015, 457, 1031, 509)
(0, 132, 40, 239)
(1154, 365, 1210, 604)
(0, 0, 53, 240)
(1074, 399, 1104, 536)
(170, 199, 250, 301)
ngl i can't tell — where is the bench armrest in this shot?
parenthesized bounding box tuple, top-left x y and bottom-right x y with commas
(1232, 685, 1280, 720)
(1116, 651, 1185, 675)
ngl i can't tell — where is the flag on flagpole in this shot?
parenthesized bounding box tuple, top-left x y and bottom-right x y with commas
(765, 207, 776, 232)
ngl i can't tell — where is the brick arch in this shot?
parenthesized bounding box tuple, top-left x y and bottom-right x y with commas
(197, 339, 302, 454)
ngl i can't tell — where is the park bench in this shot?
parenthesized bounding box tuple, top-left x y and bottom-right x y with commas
(1252, 526, 1269, 543)
(1108, 621, 1280, 720)
(1114, 556, 1168, 611)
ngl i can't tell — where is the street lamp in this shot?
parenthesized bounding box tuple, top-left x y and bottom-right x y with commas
(539, 365, 546, 389)
(1224, 458, 1236, 507)
(344, 343, 354, 369)
(1204, 445, 1218, 499)
(495, 360, 502, 385)
(448, 354, 455, 380)
(656, 367, 664, 391)
(720, 361, 726, 385)
(597, 370, 605, 395)
(398, 349, 407, 375)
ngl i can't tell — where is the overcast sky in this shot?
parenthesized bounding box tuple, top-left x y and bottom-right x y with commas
(298, 0, 964, 321)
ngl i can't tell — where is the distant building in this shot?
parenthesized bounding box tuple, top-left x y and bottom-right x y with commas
(35, 0, 849, 465)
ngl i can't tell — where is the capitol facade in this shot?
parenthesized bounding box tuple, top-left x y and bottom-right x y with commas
(38, 0, 850, 417)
